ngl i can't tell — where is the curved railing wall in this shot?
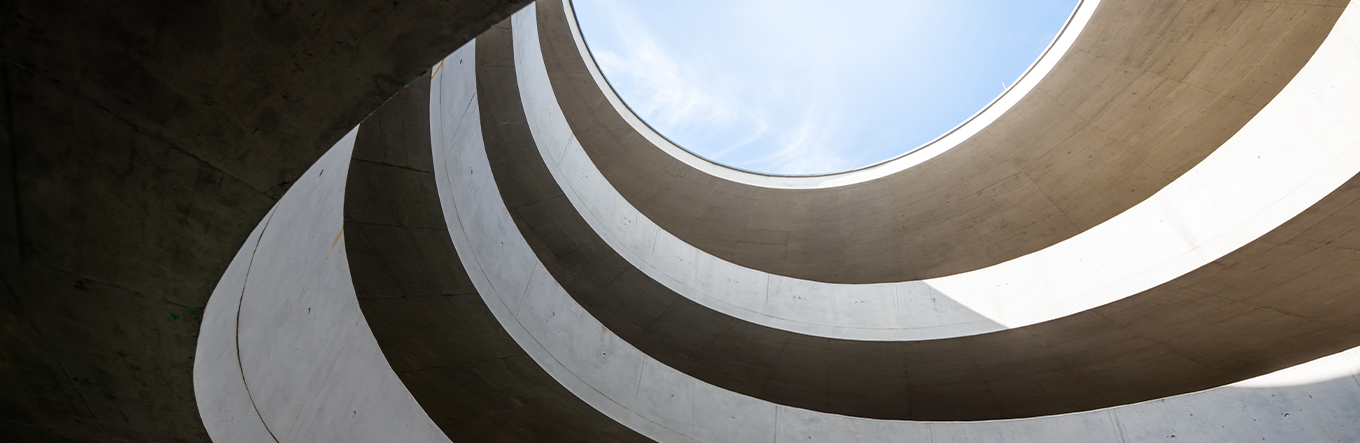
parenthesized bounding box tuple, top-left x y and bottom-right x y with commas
(476, 1, 1360, 421)
(195, 57, 653, 442)
(519, 0, 1360, 341)
(193, 129, 451, 443)
(571, 1, 1094, 185)
(541, 0, 1345, 284)
(193, 1, 1360, 441)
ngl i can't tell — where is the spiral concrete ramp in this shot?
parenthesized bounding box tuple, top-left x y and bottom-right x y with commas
(5, 0, 1360, 441)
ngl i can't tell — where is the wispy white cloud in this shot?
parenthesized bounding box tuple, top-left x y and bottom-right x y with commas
(585, 0, 767, 152)
(574, 0, 1077, 175)
(579, 0, 855, 174)
(742, 98, 855, 174)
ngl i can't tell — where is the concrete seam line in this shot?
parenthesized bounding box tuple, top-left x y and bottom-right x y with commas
(233, 205, 282, 443)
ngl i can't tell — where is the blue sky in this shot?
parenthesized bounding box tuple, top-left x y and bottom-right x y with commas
(573, 0, 1079, 175)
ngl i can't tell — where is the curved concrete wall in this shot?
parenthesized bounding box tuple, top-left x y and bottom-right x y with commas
(518, 0, 1360, 341)
(539, 0, 1345, 284)
(195, 128, 450, 442)
(189, 1, 1360, 441)
(197, 53, 654, 442)
(466, 0, 1360, 421)
(566, 0, 1098, 189)
(418, 7, 1360, 441)
(0, 1, 532, 440)
(345, 61, 649, 442)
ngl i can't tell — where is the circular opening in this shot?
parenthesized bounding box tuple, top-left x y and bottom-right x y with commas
(574, 0, 1081, 175)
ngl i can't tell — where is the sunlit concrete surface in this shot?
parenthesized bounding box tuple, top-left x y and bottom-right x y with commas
(347, 62, 648, 441)
(541, 0, 1347, 284)
(188, 63, 1360, 438)
(407, 6, 1360, 436)
(514, 0, 1360, 340)
(194, 129, 451, 443)
(399, 0, 1360, 421)
(196, 61, 653, 441)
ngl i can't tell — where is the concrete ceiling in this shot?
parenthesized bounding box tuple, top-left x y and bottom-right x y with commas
(0, 1, 527, 441)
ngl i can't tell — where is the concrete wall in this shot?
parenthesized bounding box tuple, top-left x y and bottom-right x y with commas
(197, 50, 654, 442)
(427, 8, 1360, 441)
(183, 1, 1360, 441)
(519, 0, 1360, 341)
(537, 0, 1347, 284)
(0, 1, 527, 441)
(344, 65, 649, 442)
(454, 0, 1360, 421)
(14, 0, 1357, 439)
(194, 127, 450, 443)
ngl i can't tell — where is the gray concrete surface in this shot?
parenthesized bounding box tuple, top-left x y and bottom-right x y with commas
(459, 1, 1360, 421)
(427, 8, 1360, 441)
(9, 0, 1360, 440)
(196, 43, 652, 443)
(518, 0, 1360, 341)
(195, 127, 450, 443)
(538, 0, 1347, 284)
(343, 69, 649, 442)
(0, 1, 528, 441)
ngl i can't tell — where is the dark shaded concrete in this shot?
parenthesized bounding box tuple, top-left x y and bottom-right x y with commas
(343, 74, 651, 443)
(0, 1, 527, 441)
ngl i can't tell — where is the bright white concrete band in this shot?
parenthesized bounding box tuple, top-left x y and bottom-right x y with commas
(520, 1, 1360, 340)
(194, 129, 450, 443)
(564, 0, 1097, 188)
(435, 16, 1360, 441)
